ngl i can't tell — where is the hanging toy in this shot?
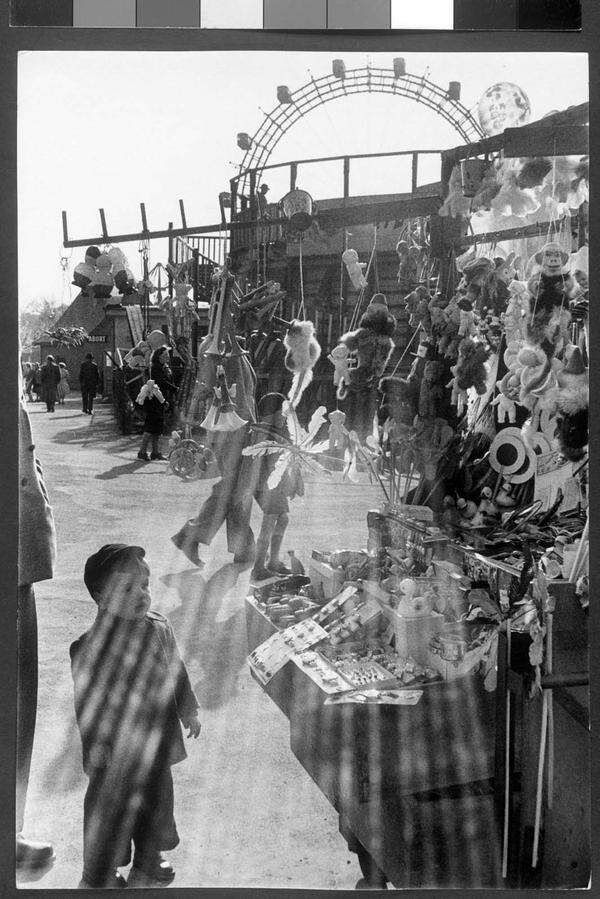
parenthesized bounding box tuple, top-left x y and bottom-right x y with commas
(342, 248, 368, 291)
(72, 260, 96, 293)
(284, 319, 321, 408)
(90, 253, 115, 299)
(552, 345, 589, 461)
(457, 298, 476, 338)
(200, 365, 247, 432)
(396, 240, 418, 294)
(328, 409, 347, 453)
(504, 280, 531, 344)
(327, 343, 351, 399)
(491, 374, 519, 423)
(527, 243, 573, 353)
(447, 363, 468, 417)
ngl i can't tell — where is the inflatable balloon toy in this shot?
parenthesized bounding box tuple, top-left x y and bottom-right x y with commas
(477, 82, 531, 137)
(89, 253, 114, 299)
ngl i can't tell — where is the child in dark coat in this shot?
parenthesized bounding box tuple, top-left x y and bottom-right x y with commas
(136, 379, 167, 461)
(70, 544, 200, 889)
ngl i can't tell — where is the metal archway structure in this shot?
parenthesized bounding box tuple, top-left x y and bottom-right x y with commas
(238, 64, 484, 193)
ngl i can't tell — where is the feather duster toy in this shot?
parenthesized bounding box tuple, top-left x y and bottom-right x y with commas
(284, 319, 321, 408)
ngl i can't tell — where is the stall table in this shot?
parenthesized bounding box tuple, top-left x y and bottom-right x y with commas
(246, 597, 504, 888)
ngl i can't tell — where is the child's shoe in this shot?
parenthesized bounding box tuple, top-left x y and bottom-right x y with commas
(137, 451, 150, 461)
(268, 560, 292, 576)
(77, 871, 127, 889)
(251, 565, 275, 582)
(150, 452, 165, 460)
(129, 854, 175, 886)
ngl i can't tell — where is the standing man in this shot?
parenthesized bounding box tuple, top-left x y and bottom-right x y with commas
(79, 353, 100, 415)
(40, 355, 61, 413)
(17, 399, 57, 867)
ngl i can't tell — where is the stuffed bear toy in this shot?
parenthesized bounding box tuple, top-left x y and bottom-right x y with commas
(342, 248, 368, 291)
(455, 338, 490, 396)
(338, 295, 396, 388)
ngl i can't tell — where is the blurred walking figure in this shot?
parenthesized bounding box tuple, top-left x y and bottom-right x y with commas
(40, 355, 61, 413)
(79, 353, 100, 415)
(17, 397, 57, 868)
(57, 362, 70, 405)
(71, 544, 201, 889)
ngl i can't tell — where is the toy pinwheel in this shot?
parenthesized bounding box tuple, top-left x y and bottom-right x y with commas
(242, 403, 331, 490)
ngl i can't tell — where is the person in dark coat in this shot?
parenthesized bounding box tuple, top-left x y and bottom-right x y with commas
(70, 544, 200, 889)
(135, 378, 167, 461)
(79, 353, 101, 415)
(17, 398, 57, 868)
(40, 355, 61, 413)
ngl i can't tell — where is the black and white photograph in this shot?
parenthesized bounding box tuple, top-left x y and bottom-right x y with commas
(15, 46, 589, 891)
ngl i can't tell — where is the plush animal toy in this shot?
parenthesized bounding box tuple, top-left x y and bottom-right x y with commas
(518, 343, 559, 409)
(455, 338, 490, 396)
(327, 343, 350, 398)
(90, 254, 114, 299)
(517, 157, 552, 189)
(447, 362, 468, 417)
(378, 375, 419, 428)
(396, 240, 418, 293)
(457, 298, 476, 338)
(428, 293, 448, 340)
(461, 257, 495, 311)
(491, 374, 519, 423)
(328, 409, 348, 453)
(284, 319, 321, 408)
(491, 160, 540, 219)
(338, 295, 395, 388)
(527, 243, 573, 353)
(552, 345, 589, 460)
(439, 165, 473, 218)
(404, 286, 432, 333)
(437, 296, 462, 359)
(342, 248, 368, 291)
(418, 361, 447, 422)
(504, 280, 531, 343)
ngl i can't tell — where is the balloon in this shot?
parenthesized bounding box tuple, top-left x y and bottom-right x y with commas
(107, 246, 129, 273)
(85, 245, 101, 267)
(477, 83, 531, 137)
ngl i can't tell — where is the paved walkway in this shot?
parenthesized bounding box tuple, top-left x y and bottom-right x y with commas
(19, 396, 381, 890)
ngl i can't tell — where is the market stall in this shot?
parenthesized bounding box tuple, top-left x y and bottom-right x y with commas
(241, 101, 589, 888)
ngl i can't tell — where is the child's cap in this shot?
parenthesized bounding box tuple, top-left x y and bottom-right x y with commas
(84, 544, 145, 598)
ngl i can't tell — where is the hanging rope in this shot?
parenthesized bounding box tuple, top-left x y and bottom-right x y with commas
(297, 235, 306, 320)
(388, 325, 422, 379)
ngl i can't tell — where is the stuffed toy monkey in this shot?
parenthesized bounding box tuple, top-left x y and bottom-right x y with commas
(284, 320, 321, 408)
(342, 248, 368, 291)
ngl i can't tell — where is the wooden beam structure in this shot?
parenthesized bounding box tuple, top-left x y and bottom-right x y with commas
(454, 221, 566, 249)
